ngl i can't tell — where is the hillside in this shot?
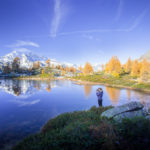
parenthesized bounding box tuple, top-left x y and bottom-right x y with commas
(139, 50, 150, 61)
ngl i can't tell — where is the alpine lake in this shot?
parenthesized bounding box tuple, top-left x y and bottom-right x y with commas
(0, 79, 150, 150)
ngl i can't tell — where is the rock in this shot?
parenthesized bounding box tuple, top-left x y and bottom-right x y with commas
(146, 115, 150, 120)
(114, 109, 147, 122)
(101, 101, 144, 119)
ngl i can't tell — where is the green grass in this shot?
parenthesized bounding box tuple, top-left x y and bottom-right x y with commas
(17, 73, 55, 79)
(73, 73, 150, 91)
(40, 73, 54, 79)
(13, 106, 150, 150)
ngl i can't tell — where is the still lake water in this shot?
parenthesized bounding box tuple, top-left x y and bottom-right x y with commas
(0, 79, 150, 149)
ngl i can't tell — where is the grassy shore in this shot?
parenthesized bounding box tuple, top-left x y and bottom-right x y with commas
(13, 106, 150, 150)
(16, 73, 55, 80)
(72, 73, 150, 92)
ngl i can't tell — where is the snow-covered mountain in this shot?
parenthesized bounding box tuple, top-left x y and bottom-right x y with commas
(93, 64, 102, 72)
(0, 50, 76, 69)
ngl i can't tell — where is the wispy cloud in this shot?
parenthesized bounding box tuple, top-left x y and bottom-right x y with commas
(115, 0, 124, 22)
(82, 34, 102, 42)
(6, 40, 39, 48)
(125, 9, 148, 32)
(50, 0, 68, 37)
(57, 9, 147, 36)
(11, 99, 40, 107)
(25, 7, 148, 39)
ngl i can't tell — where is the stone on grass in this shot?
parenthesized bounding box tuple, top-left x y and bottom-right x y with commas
(101, 101, 144, 119)
(113, 109, 147, 122)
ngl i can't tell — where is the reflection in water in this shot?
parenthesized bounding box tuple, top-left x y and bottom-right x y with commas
(83, 85, 92, 98)
(98, 99, 103, 107)
(33, 81, 41, 90)
(13, 99, 41, 107)
(106, 87, 120, 105)
(12, 83, 21, 96)
(126, 90, 131, 100)
(46, 81, 51, 92)
(133, 91, 150, 108)
(0, 80, 54, 97)
(0, 80, 150, 150)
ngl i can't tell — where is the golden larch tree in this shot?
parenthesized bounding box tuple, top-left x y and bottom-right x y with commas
(33, 61, 40, 69)
(78, 65, 83, 72)
(131, 59, 140, 76)
(51, 64, 55, 68)
(69, 67, 76, 73)
(105, 56, 122, 76)
(46, 59, 51, 68)
(105, 63, 109, 73)
(41, 69, 45, 74)
(101, 64, 105, 72)
(83, 62, 93, 75)
(65, 66, 70, 72)
(139, 59, 150, 83)
(125, 58, 132, 73)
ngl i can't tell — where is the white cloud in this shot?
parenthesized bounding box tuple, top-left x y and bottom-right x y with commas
(115, 0, 124, 22)
(11, 99, 41, 107)
(50, 0, 63, 37)
(50, 0, 69, 37)
(125, 9, 148, 32)
(6, 40, 39, 48)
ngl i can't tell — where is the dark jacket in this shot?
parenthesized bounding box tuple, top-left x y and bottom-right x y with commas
(96, 90, 103, 100)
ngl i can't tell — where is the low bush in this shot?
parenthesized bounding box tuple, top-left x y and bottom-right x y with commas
(13, 106, 150, 150)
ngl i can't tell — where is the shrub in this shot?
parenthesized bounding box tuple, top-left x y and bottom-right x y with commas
(13, 107, 150, 150)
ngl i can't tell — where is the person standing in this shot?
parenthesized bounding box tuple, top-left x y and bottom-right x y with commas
(96, 88, 103, 106)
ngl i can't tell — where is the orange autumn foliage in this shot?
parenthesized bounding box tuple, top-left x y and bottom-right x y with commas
(83, 62, 93, 75)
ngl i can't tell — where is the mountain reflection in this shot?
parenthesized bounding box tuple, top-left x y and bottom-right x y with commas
(83, 85, 92, 98)
(0, 80, 55, 97)
(33, 81, 41, 90)
(105, 87, 120, 105)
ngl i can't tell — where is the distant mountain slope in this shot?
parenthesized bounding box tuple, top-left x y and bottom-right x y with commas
(0, 50, 76, 69)
(139, 50, 150, 61)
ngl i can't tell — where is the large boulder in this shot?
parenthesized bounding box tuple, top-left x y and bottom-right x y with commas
(114, 109, 147, 121)
(101, 101, 144, 119)
(146, 115, 150, 120)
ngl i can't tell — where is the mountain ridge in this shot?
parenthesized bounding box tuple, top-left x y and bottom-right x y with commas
(0, 50, 77, 69)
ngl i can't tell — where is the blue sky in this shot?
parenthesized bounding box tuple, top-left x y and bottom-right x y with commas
(0, 0, 150, 65)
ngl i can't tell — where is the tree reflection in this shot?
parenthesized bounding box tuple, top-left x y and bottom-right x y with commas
(106, 87, 120, 105)
(11, 80, 21, 96)
(33, 81, 41, 90)
(84, 85, 92, 98)
(133, 91, 146, 104)
(46, 82, 51, 92)
(126, 90, 131, 100)
(0, 80, 56, 97)
(12, 85, 21, 96)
